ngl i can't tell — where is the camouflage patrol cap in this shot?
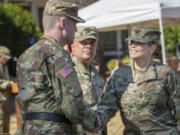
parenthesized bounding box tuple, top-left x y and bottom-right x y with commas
(0, 46, 11, 59)
(43, 0, 85, 23)
(75, 26, 98, 41)
(126, 26, 161, 44)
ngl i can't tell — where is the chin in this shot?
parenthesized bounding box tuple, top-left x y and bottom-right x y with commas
(82, 57, 91, 61)
(130, 55, 140, 60)
(84, 57, 91, 61)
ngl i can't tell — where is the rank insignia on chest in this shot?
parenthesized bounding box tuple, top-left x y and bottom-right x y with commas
(59, 65, 73, 78)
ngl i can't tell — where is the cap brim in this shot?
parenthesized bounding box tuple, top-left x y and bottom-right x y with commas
(70, 15, 85, 23)
(78, 36, 97, 42)
(1, 55, 11, 60)
(125, 37, 149, 44)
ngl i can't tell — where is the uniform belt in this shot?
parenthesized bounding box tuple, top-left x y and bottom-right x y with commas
(23, 112, 72, 124)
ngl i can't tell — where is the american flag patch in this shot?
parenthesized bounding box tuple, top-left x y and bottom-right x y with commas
(59, 65, 73, 78)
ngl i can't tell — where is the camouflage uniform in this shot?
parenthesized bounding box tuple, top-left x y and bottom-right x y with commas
(0, 46, 11, 133)
(104, 62, 180, 135)
(14, 1, 103, 135)
(71, 56, 104, 110)
(71, 26, 104, 135)
(72, 56, 104, 135)
(100, 27, 180, 135)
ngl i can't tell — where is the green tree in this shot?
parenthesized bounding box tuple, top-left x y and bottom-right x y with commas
(163, 26, 180, 57)
(0, 2, 42, 76)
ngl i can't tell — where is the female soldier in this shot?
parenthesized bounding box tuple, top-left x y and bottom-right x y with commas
(102, 26, 180, 135)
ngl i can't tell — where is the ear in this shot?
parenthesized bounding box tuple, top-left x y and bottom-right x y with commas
(71, 40, 79, 53)
(151, 45, 157, 53)
(58, 17, 66, 29)
(71, 43, 75, 49)
(71, 41, 75, 51)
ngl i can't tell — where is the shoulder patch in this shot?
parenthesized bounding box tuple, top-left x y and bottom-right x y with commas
(59, 64, 73, 78)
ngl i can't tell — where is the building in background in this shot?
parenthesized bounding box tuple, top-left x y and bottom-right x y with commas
(99, 30, 128, 62)
(1, 0, 98, 30)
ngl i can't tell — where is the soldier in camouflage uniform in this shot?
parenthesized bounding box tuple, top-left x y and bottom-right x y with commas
(100, 26, 180, 135)
(0, 46, 12, 133)
(71, 26, 105, 135)
(14, 1, 110, 135)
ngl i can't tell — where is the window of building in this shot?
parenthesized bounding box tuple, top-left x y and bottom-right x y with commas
(99, 31, 116, 51)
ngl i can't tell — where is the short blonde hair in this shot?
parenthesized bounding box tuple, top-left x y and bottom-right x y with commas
(42, 15, 61, 31)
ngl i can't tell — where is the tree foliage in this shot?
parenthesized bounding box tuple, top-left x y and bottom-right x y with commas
(0, 2, 42, 76)
(163, 26, 180, 57)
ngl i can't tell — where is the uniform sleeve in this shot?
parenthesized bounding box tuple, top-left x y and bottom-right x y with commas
(97, 75, 119, 126)
(54, 55, 101, 132)
(167, 71, 180, 131)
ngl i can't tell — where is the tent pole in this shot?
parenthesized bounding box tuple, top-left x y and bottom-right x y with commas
(128, 27, 133, 65)
(116, 30, 122, 59)
(158, 1, 167, 64)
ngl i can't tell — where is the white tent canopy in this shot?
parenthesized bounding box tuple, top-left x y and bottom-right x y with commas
(78, 0, 180, 64)
(79, 0, 180, 31)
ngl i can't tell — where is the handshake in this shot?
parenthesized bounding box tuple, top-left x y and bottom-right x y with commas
(10, 82, 19, 94)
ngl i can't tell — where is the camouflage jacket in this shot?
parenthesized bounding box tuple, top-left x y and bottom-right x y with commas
(100, 61, 180, 134)
(15, 36, 102, 135)
(0, 63, 10, 101)
(71, 55, 104, 135)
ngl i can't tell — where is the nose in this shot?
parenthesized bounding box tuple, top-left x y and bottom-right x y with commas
(87, 43, 93, 48)
(85, 44, 90, 49)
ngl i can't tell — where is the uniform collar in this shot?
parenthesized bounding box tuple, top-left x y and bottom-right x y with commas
(131, 61, 157, 82)
(41, 36, 61, 48)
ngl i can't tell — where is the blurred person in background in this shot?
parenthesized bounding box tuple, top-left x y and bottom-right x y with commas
(28, 26, 36, 48)
(167, 56, 180, 85)
(0, 46, 12, 133)
(167, 56, 179, 72)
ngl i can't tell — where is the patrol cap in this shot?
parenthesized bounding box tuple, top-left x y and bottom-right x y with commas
(0, 46, 11, 59)
(126, 26, 161, 44)
(43, 0, 85, 23)
(75, 26, 98, 41)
